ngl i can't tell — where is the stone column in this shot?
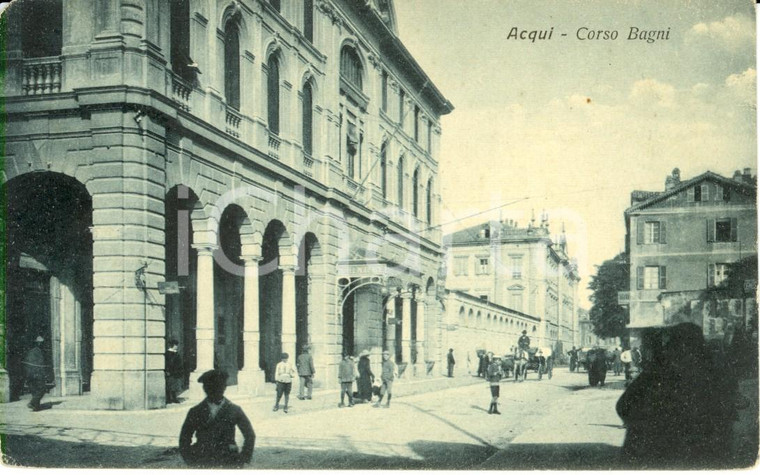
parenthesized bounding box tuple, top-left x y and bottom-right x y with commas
(401, 292, 412, 371)
(416, 298, 426, 375)
(191, 246, 217, 382)
(237, 254, 266, 394)
(384, 297, 396, 366)
(281, 266, 297, 360)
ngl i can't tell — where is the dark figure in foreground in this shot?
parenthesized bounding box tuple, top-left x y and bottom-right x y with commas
(616, 323, 736, 469)
(356, 350, 374, 403)
(447, 348, 456, 377)
(165, 338, 184, 404)
(179, 369, 255, 468)
(23, 336, 50, 411)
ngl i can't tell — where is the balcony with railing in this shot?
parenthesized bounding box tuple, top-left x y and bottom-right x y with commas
(225, 107, 241, 138)
(268, 133, 281, 160)
(170, 72, 192, 112)
(22, 57, 62, 95)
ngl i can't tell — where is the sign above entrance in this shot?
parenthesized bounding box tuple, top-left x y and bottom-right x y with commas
(158, 281, 181, 294)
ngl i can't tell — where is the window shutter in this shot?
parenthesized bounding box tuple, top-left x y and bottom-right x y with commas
(731, 218, 738, 242)
(659, 266, 667, 289)
(687, 187, 695, 202)
(637, 266, 644, 290)
(659, 221, 666, 244)
(706, 219, 715, 242)
(707, 263, 715, 287)
(701, 184, 710, 201)
(636, 220, 644, 245)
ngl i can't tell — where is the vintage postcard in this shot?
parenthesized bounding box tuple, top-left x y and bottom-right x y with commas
(0, 0, 757, 470)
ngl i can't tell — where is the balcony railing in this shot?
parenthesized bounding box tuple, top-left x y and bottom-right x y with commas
(303, 153, 315, 177)
(22, 57, 62, 95)
(171, 73, 192, 112)
(268, 133, 281, 160)
(225, 107, 241, 138)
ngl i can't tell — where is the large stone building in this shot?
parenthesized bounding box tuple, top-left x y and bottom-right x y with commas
(443, 217, 580, 353)
(624, 168, 757, 345)
(1, 0, 453, 409)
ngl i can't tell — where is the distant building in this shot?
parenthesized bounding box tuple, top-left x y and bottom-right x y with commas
(577, 308, 619, 349)
(624, 168, 757, 345)
(443, 216, 580, 354)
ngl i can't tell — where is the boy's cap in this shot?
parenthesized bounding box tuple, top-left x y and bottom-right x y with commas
(197, 369, 228, 386)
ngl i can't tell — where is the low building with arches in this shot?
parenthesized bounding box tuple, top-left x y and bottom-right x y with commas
(443, 217, 581, 358)
(440, 290, 541, 376)
(1, 0, 452, 409)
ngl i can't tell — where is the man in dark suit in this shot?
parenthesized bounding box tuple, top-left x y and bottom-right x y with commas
(179, 369, 255, 468)
(296, 344, 315, 400)
(165, 338, 184, 404)
(446, 348, 456, 377)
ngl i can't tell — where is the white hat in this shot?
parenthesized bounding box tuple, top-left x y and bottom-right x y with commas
(35, 336, 44, 343)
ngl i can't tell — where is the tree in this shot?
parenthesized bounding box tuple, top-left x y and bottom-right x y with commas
(588, 252, 629, 339)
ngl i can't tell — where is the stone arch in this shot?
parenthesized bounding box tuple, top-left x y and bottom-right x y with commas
(4, 171, 93, 399)
(338, 38, 367, 92)
(164, 185, 206, 381)
(259, 218, 292, 381)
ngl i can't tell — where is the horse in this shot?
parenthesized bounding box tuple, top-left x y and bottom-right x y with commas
(513, 347, 529, 382)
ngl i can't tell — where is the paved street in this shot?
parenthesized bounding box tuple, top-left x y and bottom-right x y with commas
(1, 370, 757, 470)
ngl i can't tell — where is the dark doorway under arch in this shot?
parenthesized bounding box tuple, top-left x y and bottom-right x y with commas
(5, 172, 93, 400)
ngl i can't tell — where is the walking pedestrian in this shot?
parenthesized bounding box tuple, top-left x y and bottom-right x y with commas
(179, 369, 255, 468)
(338, 353, 356, 407)
(165, 338, 184, 404)
(23, 336, 50, 411)
(447, 348, 456, 377)
(373, 350, 397, 408)
(612, 347, 623, 376)
(620, 346, 633, 384)
(273, 352, 296, 413)
(356, 350, 374, 403)
(296, 344, 315, 400)
(568, 346, 579, 372)
(486, 353, 503, 415)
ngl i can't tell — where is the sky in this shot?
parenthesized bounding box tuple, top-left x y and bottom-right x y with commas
(393, 0, 757, 305)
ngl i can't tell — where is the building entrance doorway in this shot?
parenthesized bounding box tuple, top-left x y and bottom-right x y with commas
(4, 172, 93, 399)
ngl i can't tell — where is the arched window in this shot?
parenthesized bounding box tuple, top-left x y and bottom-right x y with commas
(412, 167, 419, 217)
(302, 82, 313, 155)
(20, 0, 62, 58)
(224, 21, 240, 109)
(426, 178, 433, 224)
(170, 0, 191, 78)
(380, 142, 388, 199)
(303, 0, 314, 42)
(397, 155, 404, 208)
(340, 46, 363, 92)
(267, 55, 280, 135)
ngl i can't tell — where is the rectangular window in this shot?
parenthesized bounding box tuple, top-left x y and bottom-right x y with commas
(694, 185, 702, 202)
(639, 266, 666, 290)
(453, 256, 469, 276)
(715, 263, 729, 286)
(479, 295, 489, 301)
(511, 256, 523, 279)
(476, 257, 490, 275)
(510, 292, 523, 312)
(714, 185, 723, 201)
(708, 218, 738, 242)
(715, 218, 732, 242)
(701, 184, 710, 201)
(644, 222, 660, 244)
